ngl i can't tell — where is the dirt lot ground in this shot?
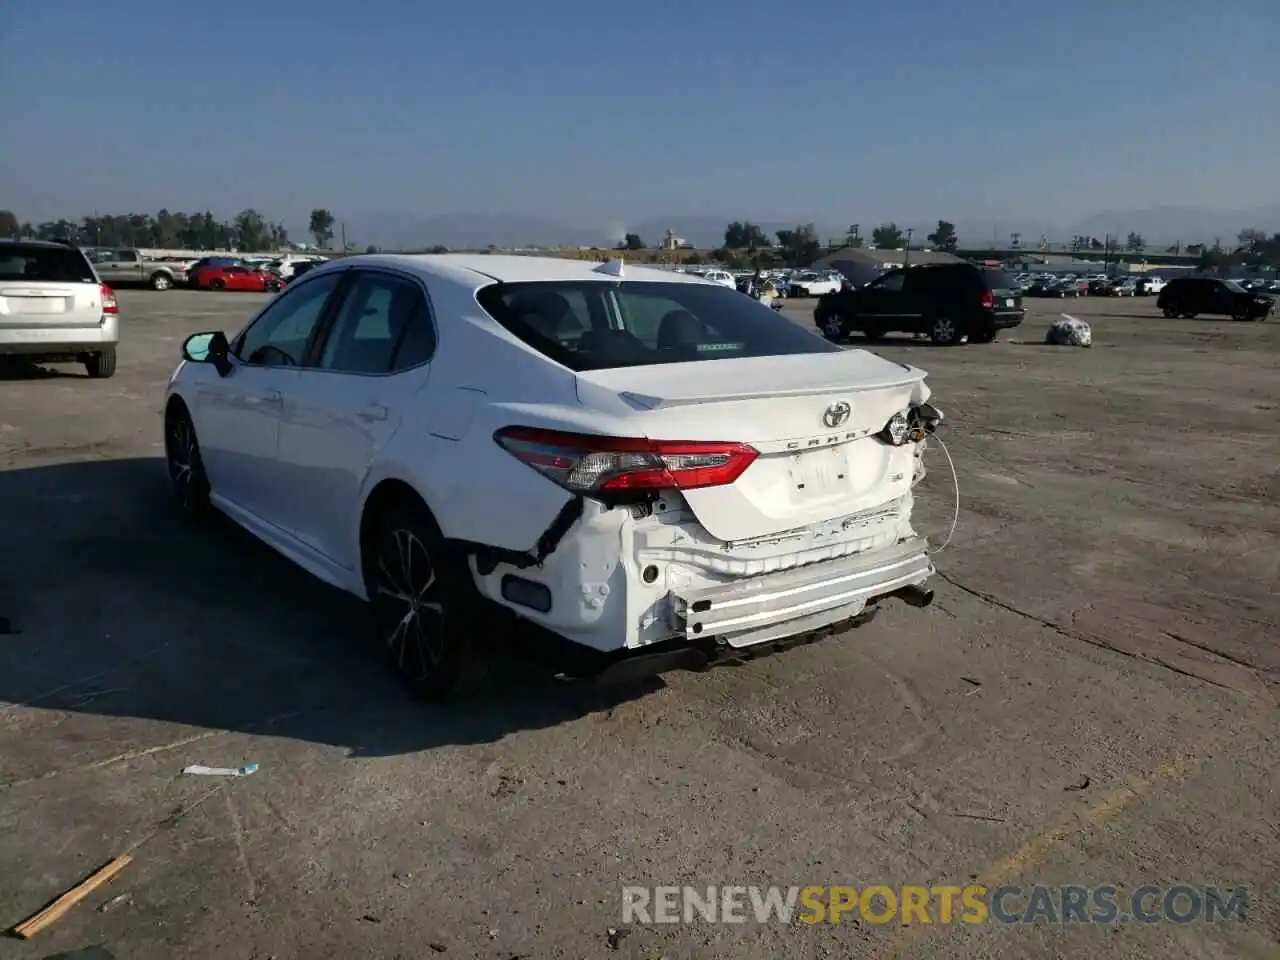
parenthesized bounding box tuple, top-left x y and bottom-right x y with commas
(1, 289, 1277, 960)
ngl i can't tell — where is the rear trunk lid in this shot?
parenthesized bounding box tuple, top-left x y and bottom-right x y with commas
(0, 281, 104, 328)
(576, 350, 930, 541)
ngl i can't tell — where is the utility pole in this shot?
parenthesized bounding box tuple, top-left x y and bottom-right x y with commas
(340, 222, 347, 251)
(904, 227, 914, 270)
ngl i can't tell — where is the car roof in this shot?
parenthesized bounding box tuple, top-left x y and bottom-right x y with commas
(316, 253, 712, 289)
(0, 238, 79, 249)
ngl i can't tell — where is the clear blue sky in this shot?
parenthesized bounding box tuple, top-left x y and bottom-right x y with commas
(2, 0, 1276, 230)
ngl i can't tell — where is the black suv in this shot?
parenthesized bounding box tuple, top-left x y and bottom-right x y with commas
(813, 263, 1024, 345)
(1156, 277, 1274, 321)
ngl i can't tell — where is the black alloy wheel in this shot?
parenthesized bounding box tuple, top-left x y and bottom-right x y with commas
(366, 501, 487, 699)
(165, 403, 212, 517)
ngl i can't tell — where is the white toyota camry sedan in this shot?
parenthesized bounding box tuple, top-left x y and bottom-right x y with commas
(164, 254, 942, 698)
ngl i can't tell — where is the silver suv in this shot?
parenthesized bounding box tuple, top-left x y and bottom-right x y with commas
(0, 239, 119, 378)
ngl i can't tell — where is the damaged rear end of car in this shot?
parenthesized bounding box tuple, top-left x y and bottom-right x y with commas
(457, 273, 945, 677)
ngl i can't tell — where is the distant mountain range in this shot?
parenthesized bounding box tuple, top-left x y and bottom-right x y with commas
(335, 205, 1280, 251)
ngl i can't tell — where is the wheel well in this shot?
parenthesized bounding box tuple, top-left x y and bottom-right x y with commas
(164, 394, 190, 425)
(359, 478, 428, 555)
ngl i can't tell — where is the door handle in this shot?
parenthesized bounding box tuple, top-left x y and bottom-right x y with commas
(358, 404, 388, 422)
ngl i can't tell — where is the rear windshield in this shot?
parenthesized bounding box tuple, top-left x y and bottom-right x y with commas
(475, 280, 841, 371)
(981, 270, 1016, 289)
(0, 245, 96, 283)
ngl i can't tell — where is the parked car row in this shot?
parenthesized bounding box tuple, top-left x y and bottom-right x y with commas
(1016, 273, 1167, 298)
(84, 247, 330, 293)
(681, 267, 846, 299)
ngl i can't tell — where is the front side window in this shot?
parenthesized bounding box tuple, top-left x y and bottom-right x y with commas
(873, 271, 906, 293)
(318, 272, 435, 374)
(476, 280, 840, 372)
(235, 272, 344, 366)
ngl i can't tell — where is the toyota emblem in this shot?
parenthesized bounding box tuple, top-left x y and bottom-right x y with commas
(822, 401, 851, 428)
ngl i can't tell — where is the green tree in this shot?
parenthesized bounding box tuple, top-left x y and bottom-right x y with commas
(0, 210, 19, 238)
(1237, 227, 1266, 251)
(308, 208, 336, 248)
(234, 209, 269, 250)
(1197, 248, 1224, 272)
(927, 219, 958, 252)
(723, 221, 769, 249)
(619, 232, 645, 250)
(871, 223, 905, 248)
(1126, 232, 1145, 254)
(775, 223, 821, 267)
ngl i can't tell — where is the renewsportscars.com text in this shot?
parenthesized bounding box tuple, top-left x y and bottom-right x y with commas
(621, 884, 1248, 926)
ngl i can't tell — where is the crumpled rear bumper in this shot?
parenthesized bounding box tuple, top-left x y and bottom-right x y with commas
(673, 537, 933, 648)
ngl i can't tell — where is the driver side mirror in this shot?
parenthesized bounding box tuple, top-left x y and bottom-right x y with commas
(182, 331, 232, 377)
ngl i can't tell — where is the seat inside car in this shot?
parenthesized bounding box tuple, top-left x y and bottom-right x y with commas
(512, 291, 583, 341)
(655, 309, 708, 361)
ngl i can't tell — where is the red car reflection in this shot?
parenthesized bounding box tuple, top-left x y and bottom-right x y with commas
(191, 264, 280, 292)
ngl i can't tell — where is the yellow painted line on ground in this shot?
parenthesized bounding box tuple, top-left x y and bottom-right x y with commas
(869, 748, 1206, 959)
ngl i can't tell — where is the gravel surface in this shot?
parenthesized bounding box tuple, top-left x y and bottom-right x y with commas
(0, 289, 1276, 959)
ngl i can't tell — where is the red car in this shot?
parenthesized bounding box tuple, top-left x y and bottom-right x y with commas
(190, 263, 280, 292)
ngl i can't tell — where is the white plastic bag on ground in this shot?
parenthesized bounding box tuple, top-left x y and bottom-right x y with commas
(1046, 315, 1092, 347)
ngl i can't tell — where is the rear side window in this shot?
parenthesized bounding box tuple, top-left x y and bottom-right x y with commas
(476, 280, 840, 371)
(318, 271, 435, 374)
(0, 245, 95, 283)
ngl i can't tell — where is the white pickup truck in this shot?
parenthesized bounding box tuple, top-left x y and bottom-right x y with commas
(88, 248, 188, 290)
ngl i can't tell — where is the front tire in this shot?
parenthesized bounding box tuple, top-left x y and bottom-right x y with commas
(165, 402, 212, 518)
(364, 500, 488, 700)
(208, 278, 225, 290)
(1162, 303, 1179, 318)
(84, 346, 117, 378)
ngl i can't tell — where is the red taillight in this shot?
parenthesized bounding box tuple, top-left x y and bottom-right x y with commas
(980, 290, 995, 309)
(495, 426, 758, 493)
(100, 284, 119, 314)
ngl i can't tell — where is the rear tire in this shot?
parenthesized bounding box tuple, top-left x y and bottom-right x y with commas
(929, 316, 961, 345)
(971, 328, 997, 344)
(84, 346, 117, 378)
(151, 272, 172, 291)
(363, 499, 489, 700)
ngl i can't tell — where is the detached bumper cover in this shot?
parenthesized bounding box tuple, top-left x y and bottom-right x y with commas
(675, 537, 932, 649)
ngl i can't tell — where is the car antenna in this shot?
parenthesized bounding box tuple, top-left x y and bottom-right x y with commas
(593, 258, 624, 278)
